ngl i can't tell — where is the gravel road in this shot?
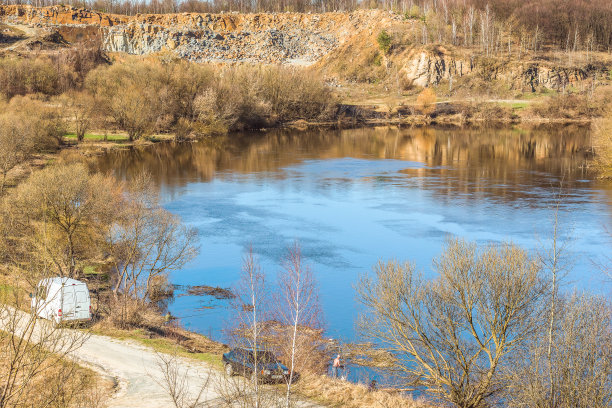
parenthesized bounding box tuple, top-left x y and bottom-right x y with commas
(3, 305, 322, 407)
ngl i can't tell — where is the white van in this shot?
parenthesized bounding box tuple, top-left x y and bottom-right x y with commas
(31, 277, 92, 325)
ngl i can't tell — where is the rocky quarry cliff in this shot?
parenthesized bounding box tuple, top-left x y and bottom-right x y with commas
(1, 5, 609, 91)
(0, 5, 397, 64)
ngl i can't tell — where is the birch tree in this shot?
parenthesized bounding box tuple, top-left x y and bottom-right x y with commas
(275, 242, 323, 408)
(224, 247, 270, 408)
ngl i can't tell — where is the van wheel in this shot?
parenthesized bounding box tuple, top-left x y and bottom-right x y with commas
(224, 363, 234, 377)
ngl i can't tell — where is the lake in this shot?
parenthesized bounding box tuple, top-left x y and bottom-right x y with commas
(97, 125, 612, 349)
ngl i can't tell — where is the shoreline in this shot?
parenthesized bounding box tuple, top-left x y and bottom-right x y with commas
(2, 118, 602, 408)
(60, 113, 595, 155)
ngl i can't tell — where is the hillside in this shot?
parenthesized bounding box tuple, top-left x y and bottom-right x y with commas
(2, 4, 611, 96)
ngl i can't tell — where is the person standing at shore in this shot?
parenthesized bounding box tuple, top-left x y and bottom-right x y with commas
(332, 354, 341, 378)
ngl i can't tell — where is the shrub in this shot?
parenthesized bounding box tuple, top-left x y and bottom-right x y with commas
(471, 102, 515, 122)
(376, 30, 392, 55)
(527, 87, 612, 120)
(416, 87, 437, 116)
(85, 60, 333, 138)
(0, 48, 106, 98)
(0, 57, 59, 97)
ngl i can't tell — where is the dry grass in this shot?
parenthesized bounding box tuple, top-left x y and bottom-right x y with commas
(525, 86, 612, 120)
(91, 321, 226, 368)
(0, 336, 112, 408)
(593, 111, 612, 178)
(294, 372, 432, 408)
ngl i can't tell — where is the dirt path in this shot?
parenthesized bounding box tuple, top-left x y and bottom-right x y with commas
(74, 331, 324, 407)
(1, 23, 44, 51)
(71, 333, 219, 407)
(3, 305, 322, 407)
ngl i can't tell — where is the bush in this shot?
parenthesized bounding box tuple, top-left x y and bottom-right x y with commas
(102, 296, 165, 329)
(85, 60, 333, 138)
(416, 87, 437, 116)
(528, 87, 612, 120)
(0, 57, 59, 98)
(376, 30, 392, 55)
(471, 102, 515, 122)
(0, 48, 106, 98)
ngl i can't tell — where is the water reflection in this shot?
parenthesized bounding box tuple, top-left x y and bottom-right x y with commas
(96, 125, 611, 347)
(99, 125, 600, 207)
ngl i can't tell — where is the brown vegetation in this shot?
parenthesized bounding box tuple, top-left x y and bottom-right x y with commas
(357, 237, 611, 408)
(358, 239, 545, 408)
(0, 96, 65, 194)
(593, 107, 612, 178)
(506, 292, 612, 408)
(0, 47, 106, 98)
(82, 60, 333, 141)
(415, 87, 436, 116)
(527, 86, 612, 120)
(294, 372, 430, 408)
(5, 163, 120, 279)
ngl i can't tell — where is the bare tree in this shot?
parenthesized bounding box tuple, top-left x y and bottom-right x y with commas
(61, 91, 95, 142)
(153, 351, 213, 408)
(0, 115, 33, 195)
(107, 173, 198, 326)
(536, 187, 572, 408)
(227, 247, 268, 406)
(274, 242, 323, 407)
(9, 163, 121, 279)
(506, 292, 611, 408)
(357, 238, 544, 408)
(0, 271, 90, 408)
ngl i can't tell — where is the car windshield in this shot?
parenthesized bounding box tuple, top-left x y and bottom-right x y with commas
(237, 350, 278, 364)
(255, 351, 277, 364)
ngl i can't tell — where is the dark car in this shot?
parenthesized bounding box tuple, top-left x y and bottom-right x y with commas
(222, 348, 295, 383)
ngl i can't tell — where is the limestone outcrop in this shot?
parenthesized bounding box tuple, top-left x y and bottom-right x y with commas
(0, 5, 399, 64)
(0, 5, 607, 91)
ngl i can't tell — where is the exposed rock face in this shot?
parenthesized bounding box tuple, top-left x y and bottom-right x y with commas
(398, 49, 605, 91)
(0, 5, 398, 64)
(0, 5, 607, 90)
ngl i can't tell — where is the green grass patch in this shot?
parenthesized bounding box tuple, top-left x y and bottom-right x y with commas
(91, 327, 223, 369)
(64, 133, 129, 142)
(503, 102, 529, 110)
(83, 265, 99, 275)
(0, 283, 16, 298)
(520, 89, 557, 100)
(82, 265, 109, 281)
